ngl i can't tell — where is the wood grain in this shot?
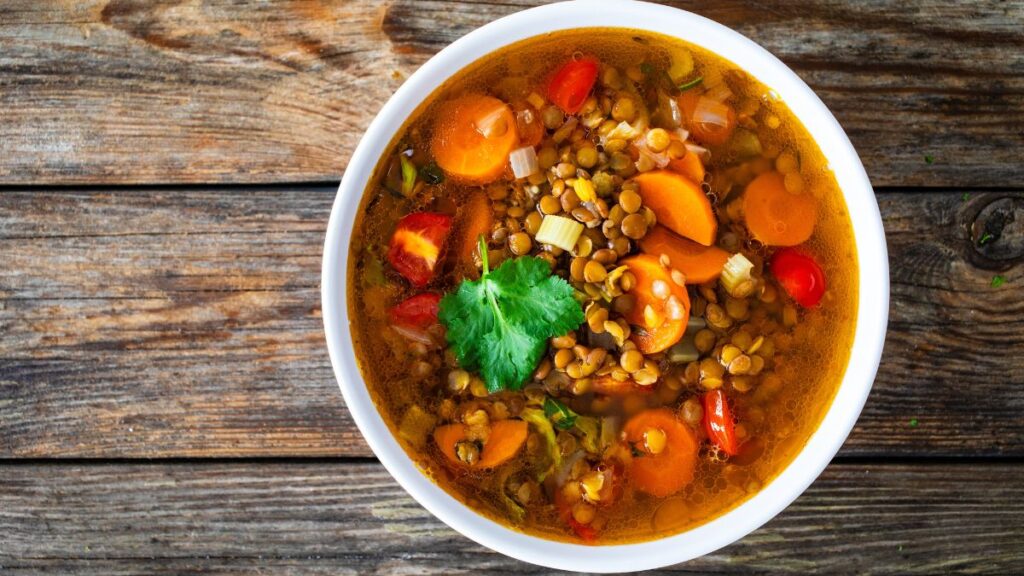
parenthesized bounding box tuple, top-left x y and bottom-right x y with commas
(1, 0, 1021, 187)
(1, 188, 1021, 458)
(1, 461, 1021, 574)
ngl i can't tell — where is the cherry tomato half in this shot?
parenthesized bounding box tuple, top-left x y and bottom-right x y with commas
(770, 248, 826, 308)
(388, 292, 441, 330)
(387, 212, 453, 287)
(547, 57, 600, 114)
(703, 389, 739, 457)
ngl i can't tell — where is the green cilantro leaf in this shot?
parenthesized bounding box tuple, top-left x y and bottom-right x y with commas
(909, 418, 919, 428)
(978, 232, 994, 246)
(991, 275, 1006, 288)
(924, 155, 934, 165)
(438, 237, 584, 393)
(420, 163, 445, 185)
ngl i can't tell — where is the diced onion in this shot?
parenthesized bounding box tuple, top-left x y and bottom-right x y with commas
(720, 253, 755, 297)
(391, 324, 433, 345)
(685, 142, 711, 162)
(693, 96, 730, 127)
(705, 81, 734, 103)
(509, 146, 539, 179)
(637, 147, 670, 169)
(473, 103, 510, 138)
(536, 215, 584, 252)
(668, 97, 683, 126)
(602, 121, 640, 143)
(674, 127, 690, 142)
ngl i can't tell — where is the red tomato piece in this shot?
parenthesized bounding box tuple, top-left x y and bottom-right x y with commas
(703, 389, 739, 456)
(387, 212, 453, 287)
(547, 57, 600, 114)
(770, 248, 826, 307)
(388, 293, 441, 329)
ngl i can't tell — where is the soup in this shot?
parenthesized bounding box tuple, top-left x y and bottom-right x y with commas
(347, 29, 857, 544)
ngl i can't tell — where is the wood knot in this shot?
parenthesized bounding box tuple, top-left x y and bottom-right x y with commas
(963, 193, 1023, 270)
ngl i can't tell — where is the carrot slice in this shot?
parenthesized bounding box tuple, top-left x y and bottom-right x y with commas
(667, 150, 705, 184)
(432, 420, 528, 469)
(450, 190, 493, 278)
(632, 170, 716, 246)
(677, 90, 737, 147)
(621, 254, 691, 354)
(431, 94, 518, 184)
(623, 408, 698, 497)
(743, 171, 817, 246)
(434, 423, 468, 466)
(592, 374, 652, 396)
(639, 225, 730, 284)
(479, 420, 529, 467)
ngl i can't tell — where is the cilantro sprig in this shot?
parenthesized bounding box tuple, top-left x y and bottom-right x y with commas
(438, 237, 584, 393)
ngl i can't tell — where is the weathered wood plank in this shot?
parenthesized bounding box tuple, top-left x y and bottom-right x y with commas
(1, 188, 1022, 458)
(1, 0, 1021, 187)
(0, 461, 1021, 574)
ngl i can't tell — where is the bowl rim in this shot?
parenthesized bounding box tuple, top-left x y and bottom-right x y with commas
(321, 0, 889, 571)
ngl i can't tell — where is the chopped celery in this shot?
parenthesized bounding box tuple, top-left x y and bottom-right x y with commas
(543, 397, 578, 431)
(574, 416, 601, 454)
(520, 408, 561, 480)
(535, 215, 583, 251)
(721, 253, 755, 298)
(399, 155, 417, 198)
(397, 404, 436, 450)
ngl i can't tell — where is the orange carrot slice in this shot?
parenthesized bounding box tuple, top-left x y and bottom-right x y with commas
(433, 419, 528, 468)
(632, 170, 716, 246)
(623, 408, 698, 497)
(667, 150, 705, 184)
(450, 190, 493, 278)
(621, 254, 691, 354)
(639, 225, 730, 284)
(743, 171, 817, 246)
(431, 94, 518, 184)
(592, 374, 651, 396)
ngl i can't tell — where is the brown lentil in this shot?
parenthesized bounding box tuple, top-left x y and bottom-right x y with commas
(619, 189, 642, 214)
(509, 232, 532, 255)
(621, 213, 648, 239)
(584, 260, 608, 283)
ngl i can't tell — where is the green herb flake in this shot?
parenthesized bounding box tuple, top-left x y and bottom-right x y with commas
(961, 192, 971, 202)
(978, 232, 994, 246)
(438, 237, 584, 393)
(909, 418, 919, 428)
(543, 397, 578, 431)
(421, 162, 445, 185)
(678, 76, 704, 92)
(991, 275, 1007, 288)
(399, 155, 417, 198)
(924, 155, 934, 165)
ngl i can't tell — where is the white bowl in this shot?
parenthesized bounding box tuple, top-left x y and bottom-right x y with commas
(322, 0, 888, 571)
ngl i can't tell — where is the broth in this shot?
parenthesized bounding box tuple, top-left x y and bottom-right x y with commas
(347, 29, 857, 544)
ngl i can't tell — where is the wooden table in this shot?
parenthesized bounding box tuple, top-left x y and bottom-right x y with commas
(2, 1, 1022, 573)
